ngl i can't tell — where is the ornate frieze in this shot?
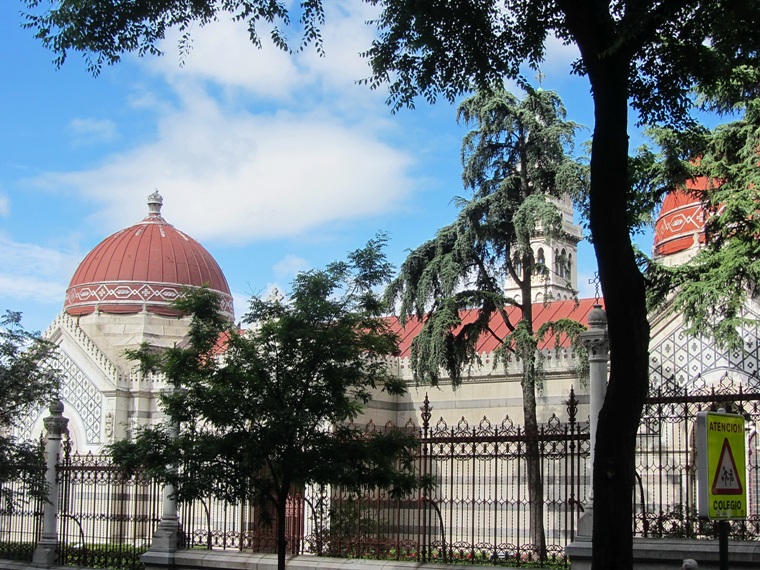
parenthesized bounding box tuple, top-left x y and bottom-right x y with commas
(65, 281, 234, 320)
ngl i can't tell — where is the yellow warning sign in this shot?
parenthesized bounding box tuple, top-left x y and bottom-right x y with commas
(696, 411, 747, 520)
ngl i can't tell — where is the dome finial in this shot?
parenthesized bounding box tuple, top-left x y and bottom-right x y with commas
(147, 191, 163, 217)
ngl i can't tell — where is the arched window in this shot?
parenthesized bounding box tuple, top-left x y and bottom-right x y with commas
(513, 254, 522, 281)
(537, 248, 545, 267)
(559, 248, 568, 280)
(567, 253, 573, 281)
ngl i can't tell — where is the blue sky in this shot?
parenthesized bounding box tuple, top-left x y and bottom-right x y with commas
(1, 1, 626, 333)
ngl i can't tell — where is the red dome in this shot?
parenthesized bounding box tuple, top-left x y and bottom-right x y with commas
(653, 177, 709, 257)
(65, 193, 234, 319)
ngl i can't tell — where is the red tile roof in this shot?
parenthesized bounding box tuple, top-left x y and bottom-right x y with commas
(387, 297, 602, 357)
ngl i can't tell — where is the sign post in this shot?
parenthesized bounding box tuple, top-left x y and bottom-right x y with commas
(697, 410, 747, 570)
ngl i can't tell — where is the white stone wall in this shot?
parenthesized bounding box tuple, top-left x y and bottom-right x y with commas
(365, 348, 589, 429)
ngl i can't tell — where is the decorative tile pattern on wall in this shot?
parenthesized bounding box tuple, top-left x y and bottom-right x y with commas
(18, 349, 102, 444)
(649, 311, 760, 391)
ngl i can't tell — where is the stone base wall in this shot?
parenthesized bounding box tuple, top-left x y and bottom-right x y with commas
(566, 537, 760, 569)
(6, 538, 760, 570)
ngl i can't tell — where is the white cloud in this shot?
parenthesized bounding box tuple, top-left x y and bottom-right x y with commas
(0, 237, 81, 304)
(0, 194, 8, 217)
(231, 291, 250, 324)
(297, 2, 383, 93)
(69, 118, 118, 144)
(150, 20, 302, 101)
(37, 95, 413, 243)
(541, 34, 581, 75)
(29, 0, 415, 245)
(149, 0, 381, 107)
(273, 255, 310, 279)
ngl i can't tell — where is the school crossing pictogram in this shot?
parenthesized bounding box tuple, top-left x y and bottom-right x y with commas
(711, 438, 743, 495)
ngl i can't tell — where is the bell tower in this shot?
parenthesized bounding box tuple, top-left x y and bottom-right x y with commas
(505, 194, 582, 303)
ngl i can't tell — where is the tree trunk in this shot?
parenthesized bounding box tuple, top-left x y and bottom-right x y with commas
(558, 3, 651, 565)
(586, 59, 650, 570)
(521, 357, 546, 561)
(520, 276, 546, 560)
(276, 491, 289, 570)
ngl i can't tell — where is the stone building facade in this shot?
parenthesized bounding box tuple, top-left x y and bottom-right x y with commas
(20, 186, 760, 453)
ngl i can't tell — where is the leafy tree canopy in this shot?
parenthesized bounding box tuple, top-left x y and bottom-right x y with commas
(365, 0, 760, 119)
(387, 86, 588, 387)
(0, 310, 60, 503)
(110, 235, 422, 570)
(23, 0, 327, 73)
(645, 97, 760, 349)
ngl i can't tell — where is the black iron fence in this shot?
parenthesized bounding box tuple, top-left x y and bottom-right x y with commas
(8, 377, 760, 570)
(0, 468, 42, 562)
(56, 447, 163, 570)
(1, 391, 589, 569)
(635, 372, 760, 540)
(300, 390, 589, 567)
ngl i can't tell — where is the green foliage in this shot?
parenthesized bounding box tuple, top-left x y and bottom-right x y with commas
(23, 0, 327, 74)
(0, 310, 59, 504)
(645, 98, 760, 349)
(59, 543, 148, 570)
(322, 497, 389, 556)
(386, 87, 588, 387)
(536, 318, 589, 385)
(110, 236, 421, 568)
(0, 541, 37, 563)
(458, 85, 586, 206)
(365, 0, 760, 121)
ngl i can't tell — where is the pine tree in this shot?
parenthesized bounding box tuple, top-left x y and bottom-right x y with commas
(386, 86, 588, 560)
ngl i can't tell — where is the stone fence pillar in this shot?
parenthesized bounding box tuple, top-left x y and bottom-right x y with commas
(577, 304, 609, 538)
(32, 399, 69, 567)
(142, 421, 180, 570)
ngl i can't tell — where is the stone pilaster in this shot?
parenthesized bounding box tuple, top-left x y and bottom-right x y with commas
(142, 421, 180, 570)
(32, 400, 69, 568)
(576, 305, 609, 539)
